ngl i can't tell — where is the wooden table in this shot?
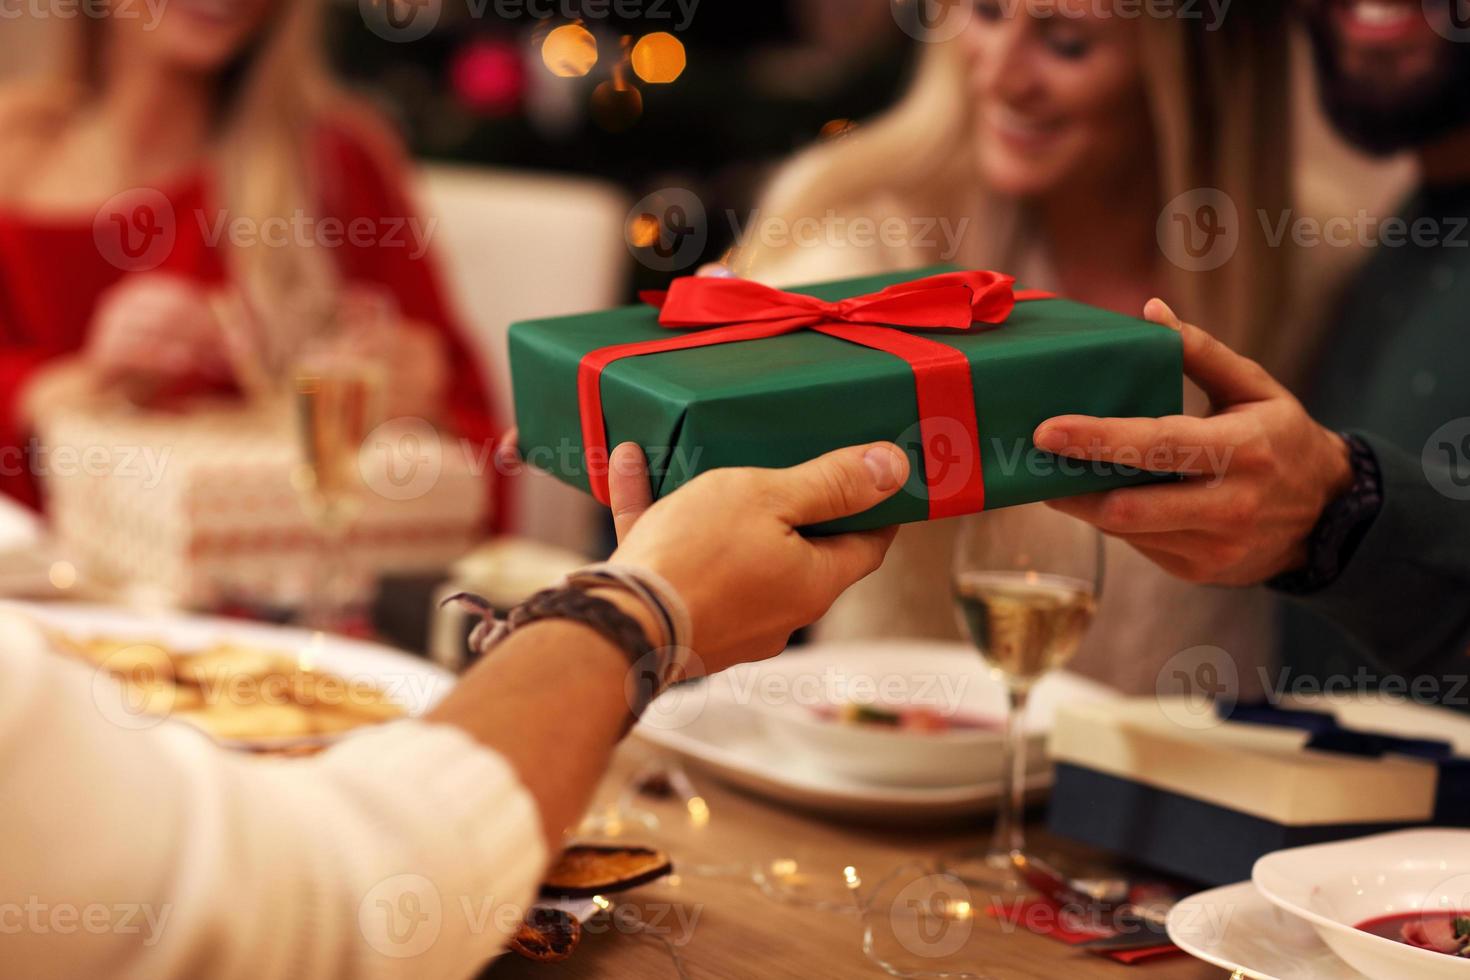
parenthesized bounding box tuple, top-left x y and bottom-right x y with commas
(487, 744, 1229, 980)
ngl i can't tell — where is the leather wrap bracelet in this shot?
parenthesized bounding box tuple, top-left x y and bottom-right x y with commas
(441, 564, 692, 722)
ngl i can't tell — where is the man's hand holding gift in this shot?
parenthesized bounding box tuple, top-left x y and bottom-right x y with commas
(1033, 299, 1355, 587)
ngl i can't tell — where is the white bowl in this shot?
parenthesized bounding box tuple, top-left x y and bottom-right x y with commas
(1253, 829, 1470, 980)
(734, 641, 1114, 789)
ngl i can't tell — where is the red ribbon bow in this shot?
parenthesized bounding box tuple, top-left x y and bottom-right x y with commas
(576, 270, 1050, 518)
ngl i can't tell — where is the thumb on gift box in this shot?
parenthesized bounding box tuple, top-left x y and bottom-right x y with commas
(608, 442, 654, 541)
(765, 443, 909, 527)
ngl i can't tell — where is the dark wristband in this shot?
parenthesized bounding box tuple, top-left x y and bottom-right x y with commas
(1268, 432, 1383, 595)
(505, 587, 663, 719)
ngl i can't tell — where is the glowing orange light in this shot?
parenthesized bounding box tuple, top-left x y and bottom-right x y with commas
(541, 24, 598, 78)
(820, 118, 857, 140)
(590, 79, 642, 132)
(631, 32, 686, 84)
(628, 212, 661, 248)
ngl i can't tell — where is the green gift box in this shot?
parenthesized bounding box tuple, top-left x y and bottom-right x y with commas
(509, 266, 1182, 534)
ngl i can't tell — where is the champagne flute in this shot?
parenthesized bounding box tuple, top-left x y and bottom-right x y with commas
(289, 291, 390, 634)
(946, 504, 1103, 887)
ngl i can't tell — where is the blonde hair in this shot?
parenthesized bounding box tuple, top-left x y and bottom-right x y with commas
(66, 4, 385, 373)
(747, 4, 1293, 366)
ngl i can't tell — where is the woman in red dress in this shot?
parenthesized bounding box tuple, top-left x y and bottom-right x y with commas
(0, 0, 501, 517)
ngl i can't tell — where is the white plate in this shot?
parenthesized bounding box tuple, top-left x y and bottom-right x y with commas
(740, 641, 1034, 789)
(1167, 881, 1369, 979)
(2, 600, 456, 747)
(1253, 829, 1470, 980)
(633, 641, 1117, 824)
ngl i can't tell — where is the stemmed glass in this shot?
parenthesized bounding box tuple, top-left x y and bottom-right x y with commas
(288, 290, 391, 634)
(945, 504, 1103, 888)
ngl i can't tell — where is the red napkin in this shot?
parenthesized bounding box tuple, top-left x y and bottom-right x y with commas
(985, 896, 1182, 965)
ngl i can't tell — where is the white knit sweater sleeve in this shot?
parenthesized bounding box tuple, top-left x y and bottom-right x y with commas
(0, 613, 547, 980)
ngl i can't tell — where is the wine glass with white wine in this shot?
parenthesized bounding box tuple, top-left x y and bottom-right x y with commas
(289, 291, 390, 634)
(946, 504, 1103, 888)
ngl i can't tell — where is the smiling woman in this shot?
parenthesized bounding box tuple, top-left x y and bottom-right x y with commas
(736, 0, 1298, 697)
(0, 0, 501, 517)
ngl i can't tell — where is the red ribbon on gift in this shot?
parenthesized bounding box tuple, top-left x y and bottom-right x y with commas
(576, 270, 1052, 519)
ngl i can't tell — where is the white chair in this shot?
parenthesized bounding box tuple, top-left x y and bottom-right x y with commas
(418, 165, 630, 555)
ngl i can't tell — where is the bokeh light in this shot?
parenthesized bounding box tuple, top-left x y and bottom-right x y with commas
(590, 80, 642, 132)
(631, 32, 687, 84)
(450, 38, 525, 115)
(541, 23, 598, 78)
(48, 560, 77, 590)
(820, 118, 858, 141)
(627, 212, 661, 248)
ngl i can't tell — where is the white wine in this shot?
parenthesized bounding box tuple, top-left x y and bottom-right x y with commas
(953, 571, 1096, 688)
(293, 367, 383, 529)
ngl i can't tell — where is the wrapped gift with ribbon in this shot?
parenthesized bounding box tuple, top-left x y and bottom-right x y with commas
(509, 266, 1182, 533)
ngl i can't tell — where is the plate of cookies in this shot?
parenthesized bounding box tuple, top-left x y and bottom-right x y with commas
(4, 600, 455, 754)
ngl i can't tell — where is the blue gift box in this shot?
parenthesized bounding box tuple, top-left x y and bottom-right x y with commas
(1045, 698, 1470, 886)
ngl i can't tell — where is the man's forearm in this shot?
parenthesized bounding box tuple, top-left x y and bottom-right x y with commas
(426, 599, 653, 850)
